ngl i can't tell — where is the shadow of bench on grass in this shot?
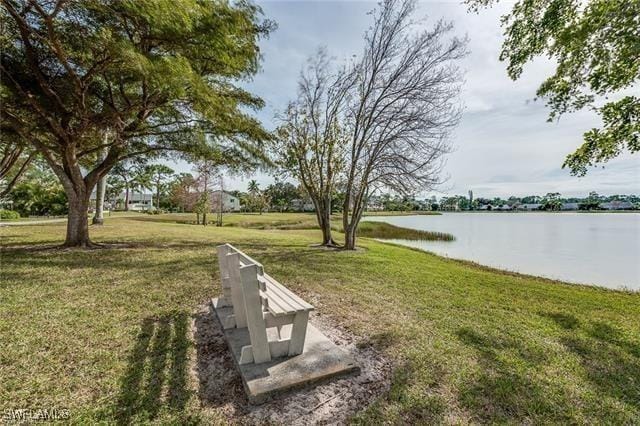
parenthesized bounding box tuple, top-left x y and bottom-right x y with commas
(114, 312, 191, 424)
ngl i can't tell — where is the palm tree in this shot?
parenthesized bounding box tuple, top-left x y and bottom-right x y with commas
(132, 167, 153, 211)
(145, 164, 174, 210)
(247, 179, 260, 195)
(247, 180, 263, 214)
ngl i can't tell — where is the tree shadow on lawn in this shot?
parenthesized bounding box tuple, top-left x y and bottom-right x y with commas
(455, 315, 640, 423)
(0, 239, 220, 252)
(113, 312, 192, 424)
(0, 242, 214, 281)
(540, 311, 580, 330)
(455, 326, 571, 423)
(560, 320, 640, 411)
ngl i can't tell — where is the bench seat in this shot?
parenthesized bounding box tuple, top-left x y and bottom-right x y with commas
(259, 273, 313, 317)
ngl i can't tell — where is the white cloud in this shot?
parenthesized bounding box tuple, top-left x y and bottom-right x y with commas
(167, 0, 639, 197)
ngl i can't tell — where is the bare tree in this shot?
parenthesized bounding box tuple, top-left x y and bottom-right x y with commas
(275, 49, 349, 247)
(215, 175, 224, 226)
(193, 160, 218, 226)
(169, 173, 197, 213)
(341, 0, 467, 249)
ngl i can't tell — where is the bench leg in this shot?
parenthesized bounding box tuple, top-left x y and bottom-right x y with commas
(288, 311, 309, 356)
(240, 264, 271, 364)
(221, 314, 236, 330)
(227, 252, 248, 328)
(215, 245, 233, 307)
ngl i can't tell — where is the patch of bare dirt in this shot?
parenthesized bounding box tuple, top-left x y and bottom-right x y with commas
(192, 303, 392, 425)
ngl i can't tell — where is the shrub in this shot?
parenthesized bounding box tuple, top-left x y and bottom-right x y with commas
(0, 209, 21, 220)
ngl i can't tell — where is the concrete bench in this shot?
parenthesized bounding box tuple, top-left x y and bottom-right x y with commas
(215, 243, 314, 364)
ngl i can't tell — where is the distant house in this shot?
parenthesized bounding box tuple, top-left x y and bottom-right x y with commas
(561, 202, 580, 211)
(366, 196, 384, 211)
(90, 190, 153, 211)
(495, 204, 512, 211)
(478, 205, 491, 211)
(599, 201, 634, 210)
(440, 203, 460, 211)
(122, 192, 154, 211)
(209, 190, 241, 212)
(517, 203, 542, 211)
(291, 198, 315, 212)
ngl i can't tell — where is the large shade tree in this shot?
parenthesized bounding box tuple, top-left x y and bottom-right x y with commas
(1, 0, 273, 246)
(467, 0, 639, 176)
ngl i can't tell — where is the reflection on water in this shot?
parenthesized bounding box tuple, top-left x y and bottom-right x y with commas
(365, 212, 640, 290)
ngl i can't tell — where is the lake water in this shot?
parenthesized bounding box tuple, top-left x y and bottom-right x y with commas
(364, 213, 640, 290)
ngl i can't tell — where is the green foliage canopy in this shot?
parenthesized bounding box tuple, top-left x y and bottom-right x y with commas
(1, 0, 275, 245)
(468, 0, 639, 175)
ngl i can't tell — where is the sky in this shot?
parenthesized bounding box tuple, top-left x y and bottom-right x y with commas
(170, 0, 639, 199)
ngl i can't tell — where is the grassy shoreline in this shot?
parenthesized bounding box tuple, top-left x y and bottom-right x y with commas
(128, 212, 453, 241)
(1, 214, 638, 423)
(379, 239, 638, 294)
(355, 221, 455, 241)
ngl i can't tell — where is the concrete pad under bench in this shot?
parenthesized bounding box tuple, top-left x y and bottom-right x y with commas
(211, 298, 360, 404)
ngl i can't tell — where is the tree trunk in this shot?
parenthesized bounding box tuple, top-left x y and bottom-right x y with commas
(92, 173, 106, 225)
(92, 145, 107, 225)
(312, 195, 338, 247)
(343, 225, 357, 250)
(65, 190, 92, 247)
(156, 180, 161, 211)
(320, 215, 335, 246)
(92, 151, 107, 225)
(321, 197, 337, 246)
(342, 190, 362, 250)
(124, 185, 130, 211)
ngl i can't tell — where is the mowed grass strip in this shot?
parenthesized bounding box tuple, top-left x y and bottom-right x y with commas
(0, 214, 638, 424)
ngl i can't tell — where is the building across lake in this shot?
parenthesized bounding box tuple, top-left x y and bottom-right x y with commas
(599, 201, 634, 210)
(209, 190, 241, 212)
(90, 190, 154, 211)
(122, 192, 154, 211)
(468, 201, 635, 212)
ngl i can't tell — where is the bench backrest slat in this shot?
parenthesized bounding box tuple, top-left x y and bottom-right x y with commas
(218, 243, 313, 317)
(263, 274, 313, 312)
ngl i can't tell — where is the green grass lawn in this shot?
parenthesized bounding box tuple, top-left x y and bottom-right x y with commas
(1, 214, 638, 424)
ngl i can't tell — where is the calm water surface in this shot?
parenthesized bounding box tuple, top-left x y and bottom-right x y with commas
(364, 212, 640, 290)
